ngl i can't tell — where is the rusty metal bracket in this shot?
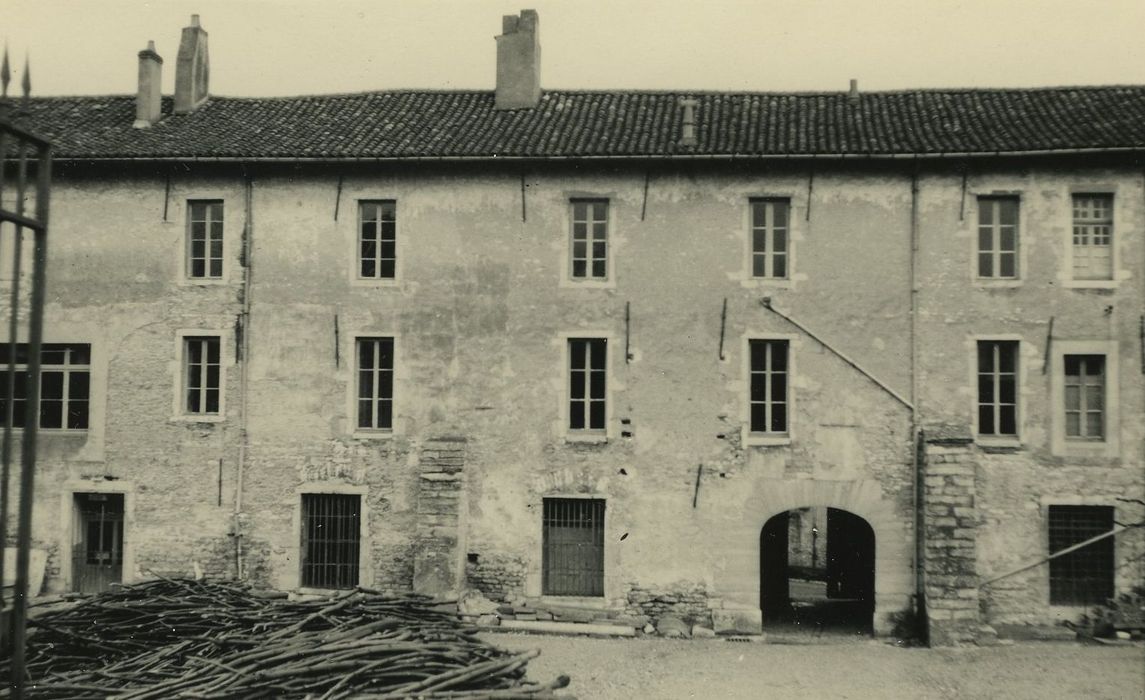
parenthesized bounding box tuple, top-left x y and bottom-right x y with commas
(1042, 316, 1054, 375)
(333, 174, 344, 221)
(640, 170, 650, 221)
(718, 298, 728, 361)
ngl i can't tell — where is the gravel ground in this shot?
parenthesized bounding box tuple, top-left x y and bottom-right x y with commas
(482, 633, 1145, 699)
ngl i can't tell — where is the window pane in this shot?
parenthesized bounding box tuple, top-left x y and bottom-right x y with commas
(205, 389, 219, 413)
(999, 253, 1015, 278)
(978, 253, 992, 278)
(770, 342, 788, 371)
(570, 341, 586, 369)
(752, 255, 766, 277)
(590, 371, 606, 399)
(589, 401, 605, 429)
(572, 222, 587, 240)
(40, 371, 63, 400)
(358, 370, 373, 399)
(750, 404, 766, 432)
(69, 372, 90, 400)
(978, 376, 994, 403)
(998, 343, 1016, 373)
(1086, 413, 1103, 438)
(573, 202, 587, 220)
(589, 341, 606, 370)
(379, 260, 396, 278)
(380, 241, 396, 260)
(358, 399, 372, 428)
(1064, 385, 1080, 410)
(772, 202, 789, 227)
(751, 202, 766, 228)
(1065, 412, 1080, 436)
(67, 400, 89, 430)
(979, 405, 995, 435)
(378, 371, 393, 400)
(999, 375, 1016, 404)
(592, 241, 606, 260)
(977, 343, 994, 372)
(592, 223, 607, 240)
(772, 254, 786, 279)
(569, 402, 584, 430)
(592, 202, 607, 220)
(570, 371, 585, 399)
(592, 260, 607, 278)
(188, 391, 201, 414)
(750, 340, 768, 368)
(206, 365, 220, 390)
(771, 374, 786, 402)
(209, 259, 223, 277)
(999, 405, 1016, 435)
(377, 400, 392, 429)
(1064, 356, 1082, 378)
(1000, 226, 1016, 251)
(206, 340, 220, 364)
(40, 400, 62, 428)
(999, 200, 1018, 226)
(978, 227, 993, 252)
(191, 259, 206, 278)
(771, 404, 787, 432)
(772, 230, 787, 253)
(359, 341, 374, 369)
(1085, 386, 1103, 411)
(360, 259, 376, 278)
(752, 229, 767, 254)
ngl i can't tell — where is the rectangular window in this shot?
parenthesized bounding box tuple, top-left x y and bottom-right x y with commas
(570, 200, 608, 280)
(749, 339, 788, 434)
(183, 336, 221, 415)
(187, 201, 224, 279)
(300, 493, 361, 589)
(542, 498, 605, 597)
(359, 201, 397, 279)
(1064, 354, 1104, 440)
(356, 337, 394, 431)
(1072, 194, 1113, 280)
(977, 340, 1019, 437)
(977, 197, 1019, 278)
(750, 199, 789, 279)
(1048, 505, 1114, 606)
(0, 343, 90, 430)
(568, 338, 606, 432)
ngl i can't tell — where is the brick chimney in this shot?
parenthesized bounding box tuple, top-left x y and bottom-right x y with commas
(174, 14, 209, 114)
(495, 10, 541, 110)
(133, 41, 163, 128)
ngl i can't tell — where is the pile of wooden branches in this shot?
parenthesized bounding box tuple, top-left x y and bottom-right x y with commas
(1, 578, 569, 699)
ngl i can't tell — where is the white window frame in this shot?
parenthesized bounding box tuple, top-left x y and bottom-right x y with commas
(971, 335, 1023, 446)
(292, 484, 371, 593)
(356, 200, 399, 283)
(742, 333, 797, 446)
(178, 196, 229, 286)
(559, 194, 616, 289)
(353, 336, 395, 436)
(344, 332, 401, 438)
(1063, 188, 1120, 289)
(975, 195, 1020, 282)
(743, 193, 798, 289)
(0, 343, 92, 432)
(558, 332, 613, 442)
(1050, 339, 1119, 457)
(749, 198, 792, 281)
(172, 329, 229, 422)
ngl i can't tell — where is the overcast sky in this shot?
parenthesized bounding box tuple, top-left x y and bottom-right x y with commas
(7, 0, 1145, 97)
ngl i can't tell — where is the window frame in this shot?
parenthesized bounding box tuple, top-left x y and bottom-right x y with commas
(0, 342, 92, 432)
(1068, 192, 1114, 283)
(1050, 339, 1119, 457)
(541, 497, 606, 598)
(975, 196, 1020, 281)
(558, 332, 612, 442)
(972, 337, 1022, 444)
(354, 336, 395, 435)
(743, 333, 797, 446)
(565, 336, 608, 439)
(1063, 354, 1105, 442)
(1046, 505, 1115, 607)
(356, 200, 399, 283)
(749, 198, 792, 281)
(172, 330, 228, 423)
(184, 199, 225, 283)
(293, 484, 370, 592)
(566, 198, 611, 284)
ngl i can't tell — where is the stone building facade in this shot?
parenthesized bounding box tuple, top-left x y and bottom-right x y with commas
(6, 11, 1144, 644)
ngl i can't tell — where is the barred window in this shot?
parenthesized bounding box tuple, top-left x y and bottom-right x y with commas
(977, 197, 1019, 279)
(542, 498, 605, 597)
(1072, 194, 1113, 281)
(1064, 354, 1104, 440)
(183, 337, 221, 415)
(977, 340, 1018, 436)
(750, 199, 789, 279)
(570, 200, 609, 280)
(357, 337, 394, 431)
(750, 339, 788, 434)
(359, 201, 397, 279)
(187, 201, 224, 279)
(0, 343, 90, 430)
(301, 493, 361, 589)
(568, 338, 606, 432)
(1048, 506, 1114, 606)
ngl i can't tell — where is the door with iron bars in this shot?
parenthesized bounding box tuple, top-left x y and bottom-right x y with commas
(542, 498, 605, 597)
(72, 493, 124, 594)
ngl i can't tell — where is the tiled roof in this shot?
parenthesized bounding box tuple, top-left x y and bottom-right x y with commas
(11, 87, 1145, 160)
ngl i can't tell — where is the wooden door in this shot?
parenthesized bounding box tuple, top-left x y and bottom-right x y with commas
(72, 493, 123, 594)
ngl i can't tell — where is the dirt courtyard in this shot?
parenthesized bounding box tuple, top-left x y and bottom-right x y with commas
(483, 633, 1145, 699)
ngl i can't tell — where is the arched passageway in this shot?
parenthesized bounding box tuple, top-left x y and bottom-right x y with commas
(760, 507, 876, 634)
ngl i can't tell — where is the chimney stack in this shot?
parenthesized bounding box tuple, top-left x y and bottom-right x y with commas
(849, 79, 859, 102)
(679, 98, 698, 147)
(495, 9, 541, 110)
(134, 40, 163, 128)
(174, 14, 209, 114)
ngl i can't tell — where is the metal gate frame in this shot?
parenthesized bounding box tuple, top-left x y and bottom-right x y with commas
(0, 54, 53, 699)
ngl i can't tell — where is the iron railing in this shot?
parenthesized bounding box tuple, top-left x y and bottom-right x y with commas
(0, 49, 52, 699)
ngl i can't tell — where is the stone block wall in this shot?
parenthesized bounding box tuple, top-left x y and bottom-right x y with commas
(624, 582, 715, 628)
(466, 554, 528, 602)
(412, 438, 467, 599)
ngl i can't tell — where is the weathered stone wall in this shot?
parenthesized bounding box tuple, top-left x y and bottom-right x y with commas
(624, 582, 714, 628)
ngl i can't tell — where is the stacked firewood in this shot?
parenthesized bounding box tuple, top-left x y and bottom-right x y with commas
(1, 578, 569, 699)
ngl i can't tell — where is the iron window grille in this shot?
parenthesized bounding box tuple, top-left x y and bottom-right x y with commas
(183, 336, 221, 415)
(977, 196, 1019, 279)
(1048, 505, 1114, 606)
(749, 339, 789, 434)
(186, 200, 224, 279)
(568, 338, 606, 432)
(359, 201, 397, 279)
(0, 343, 90, 430)
(356, 337, 394, 431)
(1071, 194, 1113, 281)
(750, 199, 789, 279)
(570, 200, 608, 280)
(1064, 354, 1104, 440)
(542, 498, 605, 597)
(977, 340, 1018, 436)
(300, 493, 362, 589)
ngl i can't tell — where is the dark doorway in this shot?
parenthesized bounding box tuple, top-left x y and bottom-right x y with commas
(542, 498, 605, 597)
(72, 493, 124, 594)
(300, 494, 361, 589)
(760, 507, 875, 634)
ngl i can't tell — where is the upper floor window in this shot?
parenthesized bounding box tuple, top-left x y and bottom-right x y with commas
(750, 199, 789, 279)
(977, 197, 1018, 279)
(0, 343, 90, 430)
(570, 200, 608, 280)
(1048, 505, 1114, 606)
(977, 340, 1018, 437)
(1072, 194, 1113, 281)
(568, 338, 606, 432)
(359, 201, 397, 280)
(187, 201, 224, 279)
(749, 339, 788, 435)
(356, 337, 394, 431)
(183, 336, 221, 416)
(1064, 354, 1104, 440)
